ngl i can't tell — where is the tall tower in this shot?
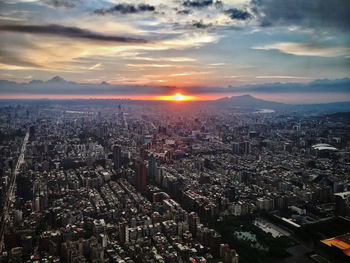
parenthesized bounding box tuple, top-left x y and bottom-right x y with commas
(135, 161, 146, 192)
(113, 145, 121, 169)
(148, 155, 157, 178)
(243, 141, 251, 154)
(232, 142, 240, 155)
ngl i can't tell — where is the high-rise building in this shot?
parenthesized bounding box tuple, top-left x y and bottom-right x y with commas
(240, 141, 250, 154)
(29, 126, 35, 140)
(113, 145, 121, 169)
(249, 131, 258, 139)
(135, 161, 146, 192)
(232, 142, 240, 155)
(148, 155, 157, 178)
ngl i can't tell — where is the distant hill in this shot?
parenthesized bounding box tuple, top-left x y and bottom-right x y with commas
(46, 76, 66, 84)
(212, 94, 350, 113)
(213, 94, 288, 111)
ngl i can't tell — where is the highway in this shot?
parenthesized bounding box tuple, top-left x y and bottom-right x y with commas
(0, 131, 29, 252)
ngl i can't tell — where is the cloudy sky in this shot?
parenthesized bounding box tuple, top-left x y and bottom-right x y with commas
(0, 0, 349, 101)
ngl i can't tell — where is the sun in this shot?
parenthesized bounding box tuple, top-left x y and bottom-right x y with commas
(155, 93, 197, 101)
(172, 93, 185, 101)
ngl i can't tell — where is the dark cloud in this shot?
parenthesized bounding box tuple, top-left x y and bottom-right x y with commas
(183, 0, 213, 8)
(138, 4, 155, 12)
(251, 0, 350, 31)
(0, 24, 148, 43)
(94, 3, 155, 15)
(214, 0, 223, 8)
(177, 9, 192, 15)
(42, 0, 81, 9)
(225, 8, 252, 20)
(191, 20, 212, 29)
(230, 78, 350, 93)
(181, 78, 350, 95)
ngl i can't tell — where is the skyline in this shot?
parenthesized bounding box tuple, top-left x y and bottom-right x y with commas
(0, 76, 350, 103)
(0, 0, 349, 101)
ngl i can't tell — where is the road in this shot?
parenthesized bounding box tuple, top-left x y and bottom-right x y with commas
(0, 131, 29, 252)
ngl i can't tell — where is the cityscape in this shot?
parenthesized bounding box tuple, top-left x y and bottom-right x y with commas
(0, 0, 350, 263)
(0, 97, 349, 263)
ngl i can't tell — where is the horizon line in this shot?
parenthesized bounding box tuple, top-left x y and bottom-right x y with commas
(1, 94, 350, 105)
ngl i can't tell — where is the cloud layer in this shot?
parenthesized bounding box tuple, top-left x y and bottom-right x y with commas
(225, 8, 252, 20)
(183, 0, 213, 8)
(94, 3, 155, 15)
(0, 0, 349, 93)
(251, 0, 350, 30)
(0, 24, 148, 43)
(253, 42, 350, 57)
(42, 0, 81, 9)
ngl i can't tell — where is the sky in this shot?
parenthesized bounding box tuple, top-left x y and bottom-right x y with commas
(0, 0, 349, 101)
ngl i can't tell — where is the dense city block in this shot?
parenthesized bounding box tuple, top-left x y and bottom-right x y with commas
(0, 99, 349, 263)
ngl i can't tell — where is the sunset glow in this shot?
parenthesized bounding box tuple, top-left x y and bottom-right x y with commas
(156, 93, 196, 101)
